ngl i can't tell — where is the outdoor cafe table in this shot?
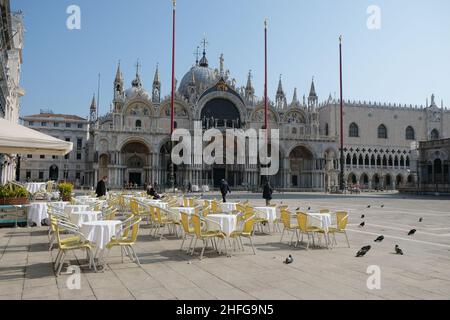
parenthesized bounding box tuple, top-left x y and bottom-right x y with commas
(64, 205, 90, 215)
(169, 207, 196, 222)
(254, 206, 277, 223)
(48, 201, 69, 210)
(27, 202, 48, 227)
(205, 214, 238, 237)
(307, 213, 333, 232)
(69, 210, 102, 227)
(81, 220, 121, 250)
(219, 202, 239, 213)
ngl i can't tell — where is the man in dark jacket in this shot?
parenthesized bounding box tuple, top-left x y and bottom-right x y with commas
(263, 180, 273, 206)
(95, 176, 108, 198)
(220, 179, 231, 203)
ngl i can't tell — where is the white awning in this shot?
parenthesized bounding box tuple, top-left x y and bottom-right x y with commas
(0, 118, 73, 156)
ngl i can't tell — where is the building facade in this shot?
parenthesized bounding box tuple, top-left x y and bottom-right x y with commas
(20, 48, 450, 191)
(19, 112, 90, 187)
(0, 0, 25, 184)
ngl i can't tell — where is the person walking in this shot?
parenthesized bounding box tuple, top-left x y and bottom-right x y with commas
(220, 179, 231, 203)
(95, 176, 108, 198)
(263, 180, 273, 206)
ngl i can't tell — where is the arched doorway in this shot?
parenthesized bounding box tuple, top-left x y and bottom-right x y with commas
(396, 174, 403, 188)
(289, 146, 314, 188)
(385, 174, 392, 190)
(347, 173, 357, 186)
(121, 141, 150, 187)
(373, 174, 381, 190)
(360, 173, 369, 189)
(49, 165, 59, 181)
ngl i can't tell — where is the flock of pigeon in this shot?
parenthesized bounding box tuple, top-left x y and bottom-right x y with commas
(283, 202, 423, 265)
(356, 204, 422, 258)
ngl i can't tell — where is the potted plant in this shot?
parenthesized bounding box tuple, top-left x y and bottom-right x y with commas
(0, 184, 30, 205)
(58, 183, 74, 202)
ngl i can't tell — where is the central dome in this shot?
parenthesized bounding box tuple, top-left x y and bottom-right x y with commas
(178, 63, 218, 99)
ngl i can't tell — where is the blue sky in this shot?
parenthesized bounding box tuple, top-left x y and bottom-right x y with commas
(12, 0, 450, 118)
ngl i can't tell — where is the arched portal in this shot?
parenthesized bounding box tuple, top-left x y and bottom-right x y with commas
(201, 98, 242, 129)
(121, 141, 151, 187)
(289, 146, 314, 188)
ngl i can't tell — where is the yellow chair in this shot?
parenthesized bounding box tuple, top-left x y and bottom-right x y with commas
(54, 221, 96, 276)
(191, 214, 227, 260)
(210, 200, 220, 214)
(180, 212, 195, 253)
(230, 216, 256, 254)
(280, 208, 300, 246)
(320, 209, 330, 214)
(106, 217, 142, 266)
(328, 211, 350, 248)
(296, 212, 327, 250)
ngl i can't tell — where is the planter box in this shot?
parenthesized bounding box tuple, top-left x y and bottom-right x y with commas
(0, 197, 29, 206)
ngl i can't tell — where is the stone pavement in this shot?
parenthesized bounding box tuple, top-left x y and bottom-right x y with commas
(1, 193, 450, 300)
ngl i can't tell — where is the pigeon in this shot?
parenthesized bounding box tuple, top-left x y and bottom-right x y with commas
(356, 246, 371, 257)
(359, 222, 366, 228)
(295, 207, 300, 211)
(284, 255, 294, 264)
(374, 236, 384, 242)
(408, 229, 417, 236)
(367, 205, 371, 209)
(361, 214, 365, 219)
(381, 204, 385, 208)
(308, 207, 311, 211)
(419, 218, 423, 223)
(395, 245, 404, 255)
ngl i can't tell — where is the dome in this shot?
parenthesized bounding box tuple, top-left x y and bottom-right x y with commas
(125, 86, 151, 101)
(178, 64, 218, 99)
(124, 74, 151, 101)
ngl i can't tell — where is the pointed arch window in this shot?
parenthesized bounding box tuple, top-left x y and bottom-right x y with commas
(135, 120, 142, 129)
(431, 129, 440, 141)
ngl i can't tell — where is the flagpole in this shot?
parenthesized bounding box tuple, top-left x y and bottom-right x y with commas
(263, 19, 269, 184)
(264, 19, 268, 133)
(339, 35, 345, 192)
(170, 0, 176, 193)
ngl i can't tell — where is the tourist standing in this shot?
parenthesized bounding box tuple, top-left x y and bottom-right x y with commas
(96, 176, 108, 198)
(263, 180, 273, 206)
(220, 179, 231, 203)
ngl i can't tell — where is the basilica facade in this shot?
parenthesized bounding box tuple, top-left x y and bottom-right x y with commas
(75, 49, 449, 191)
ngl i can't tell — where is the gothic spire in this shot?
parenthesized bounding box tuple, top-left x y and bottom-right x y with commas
(277, 75, 284, 95)
(199, 37, 209, 67)
(90, 93, 96, 110)
(115, 61, 123, 83)
(246, 70, 254, 91)
(153, 63, 160, 84)
(292, 88, 299, 105)
(309, 77, 317, 98)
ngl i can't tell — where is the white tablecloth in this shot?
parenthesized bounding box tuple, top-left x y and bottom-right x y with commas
(27, 202, 48, 227)
(169, 207, 196, 222)
(70, 211, 102, 227)
(191, 185, 200, 192)
(64, 205, 90, 215)
(307, 213, 332, 232)
(81, 220, 121, 250)
(25, 183, 46, 194)
(206, 214, 238, 236)
(219, 202, 238, 213)
(254, 207, 277, 223)
(140, 200, 168, 210)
